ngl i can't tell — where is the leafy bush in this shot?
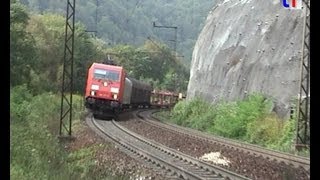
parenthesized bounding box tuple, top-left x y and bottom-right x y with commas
(169, 93, 303, 153)
(191, 109, 216, 131)
(10, 86, 89, 179)
(170, 100, 190, 125)
(10, 84, 33, 122)
(10, 86, 71, 179)
(170, 97, 215, 130)
(273, 117, 296, 152)
(237, 93, 272, 123)
(208, 102, 242, 137)
(246, 114, 285, 145)
(211, 94, 271, 139)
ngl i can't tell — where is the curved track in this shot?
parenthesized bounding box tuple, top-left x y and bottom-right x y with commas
(138, 110, 310, 172)
(86, 114, 250, 180)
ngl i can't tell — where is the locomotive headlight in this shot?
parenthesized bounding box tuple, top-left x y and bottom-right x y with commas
(91, 91, 95, 96)
(103, 82, 108, 86)
(111, 87, 119, 93)
(91, 84, 99, 90)
(113, 94, 118, 99)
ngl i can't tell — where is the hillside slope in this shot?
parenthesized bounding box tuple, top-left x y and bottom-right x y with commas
(19, 0, 217, 64)
(187, 0, 305, 118)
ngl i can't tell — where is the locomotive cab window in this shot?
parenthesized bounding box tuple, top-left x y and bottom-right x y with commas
(94, 69, 120, 82)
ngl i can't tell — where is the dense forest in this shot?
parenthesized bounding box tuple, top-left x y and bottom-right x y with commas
(11, 0, 198, 95)
(18, 0, 217, 65)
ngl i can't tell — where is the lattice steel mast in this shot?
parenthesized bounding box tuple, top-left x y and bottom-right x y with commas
(153, 22, 178, 55)
(85, 0, 98, 36)
(296, 0, 310, 150)
(59, 0, 76, 137)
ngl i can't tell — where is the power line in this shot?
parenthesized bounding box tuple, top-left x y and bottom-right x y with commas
(192, 0, 194, 24)
(128, 0, 142, 18)
(83, 0, 98, 37)
(95, 0, 99, 36)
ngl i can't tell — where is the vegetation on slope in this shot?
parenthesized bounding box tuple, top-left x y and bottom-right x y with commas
(10, 1, 189, 178)
(11, 0, 189, 95)
(18, 0, 217, 64)
(157, 93, 305, 155)
(11, 85, 76, 179)
(10, 84, 136, 179)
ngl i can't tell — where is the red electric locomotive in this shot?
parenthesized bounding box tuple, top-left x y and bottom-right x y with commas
(85, 62, 153, 118)
(85, 63, 125, 117)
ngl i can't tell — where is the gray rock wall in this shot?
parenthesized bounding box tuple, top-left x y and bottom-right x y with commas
(187, 0, 305, 118)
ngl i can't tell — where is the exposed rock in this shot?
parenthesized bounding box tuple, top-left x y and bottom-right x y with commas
(187, 0, 305, 118)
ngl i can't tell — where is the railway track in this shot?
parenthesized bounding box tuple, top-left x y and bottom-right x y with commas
(86, 114, 250, 180)
(137, 110, 310, 172)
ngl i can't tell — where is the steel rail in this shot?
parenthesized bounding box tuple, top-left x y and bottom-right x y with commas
(87, 114, 250, 180)
(137, 110, 310, 172)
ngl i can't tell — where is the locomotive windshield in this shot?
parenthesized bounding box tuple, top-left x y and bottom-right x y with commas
(94, 68, 120, 81)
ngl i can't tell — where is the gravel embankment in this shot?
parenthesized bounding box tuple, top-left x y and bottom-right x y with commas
(66, 120, 166, 179)
(118, 118, 309, 180)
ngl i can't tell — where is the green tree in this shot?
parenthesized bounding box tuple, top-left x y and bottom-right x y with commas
(19, 0, 217, 65)
(107, 40, 189, 92)
(26, 13, 65, 93)
(10, 0, 37, 87)
(25, 13, 105, 94)
(73, 24, 107, 94)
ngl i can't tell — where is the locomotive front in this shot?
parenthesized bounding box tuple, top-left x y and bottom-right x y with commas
(85, 63, 125, 114)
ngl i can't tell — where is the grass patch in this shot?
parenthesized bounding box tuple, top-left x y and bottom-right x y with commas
(67, 146, 97, 179)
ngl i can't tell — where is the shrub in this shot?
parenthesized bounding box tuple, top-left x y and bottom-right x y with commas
(273, 117, 296, 152)
(10, 89, 72, 179)
(11, 71, 128, 178)
(209, 102, 242, 137)
(10, 84, 33, 103)
(168, 93, 305, 154)
(211, 93, 270, 139)
(246, 114, 285, 145)
(170, 99, 191, 125)
(10, 85, 33, 123)
(190, 109, 216, 131)
(170, 97, 215, 130)
(237, 93, 272, 124)
(10, 87, 88, 179)
(168, 92, 309, 155)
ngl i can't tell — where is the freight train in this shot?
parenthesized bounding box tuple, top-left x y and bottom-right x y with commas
(84, 62, 181, 118)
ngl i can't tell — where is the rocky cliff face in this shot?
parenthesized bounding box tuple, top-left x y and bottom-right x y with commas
(187, 0, 305, 118)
